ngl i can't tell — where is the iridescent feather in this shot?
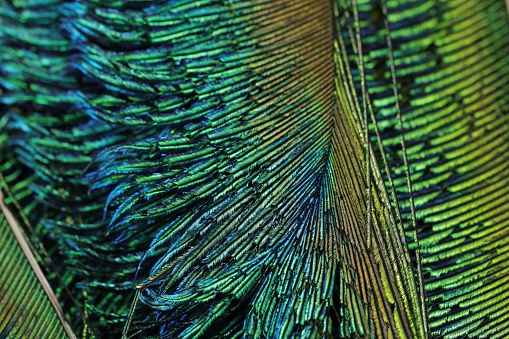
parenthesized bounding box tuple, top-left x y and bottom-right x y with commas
(1, 0, 509, 338)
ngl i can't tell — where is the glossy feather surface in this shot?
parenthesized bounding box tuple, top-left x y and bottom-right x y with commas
(0, 0, 508, 338)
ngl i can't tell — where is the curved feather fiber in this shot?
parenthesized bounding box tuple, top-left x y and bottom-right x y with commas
(0, 0, 508, 338)
(68, 0, 401, 337)
(64, 0, 421, 337)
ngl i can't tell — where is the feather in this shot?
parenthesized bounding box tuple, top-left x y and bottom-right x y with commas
(0, 188, 75, 339)
(0, 0, 509, 338)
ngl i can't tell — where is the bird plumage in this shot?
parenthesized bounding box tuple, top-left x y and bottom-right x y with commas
(1, 0, 509, 338)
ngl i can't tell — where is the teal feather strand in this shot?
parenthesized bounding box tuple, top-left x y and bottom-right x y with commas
(0, 0, 509, 338)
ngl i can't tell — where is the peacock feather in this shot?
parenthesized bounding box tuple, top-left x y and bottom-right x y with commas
(1, 0, 509, 338)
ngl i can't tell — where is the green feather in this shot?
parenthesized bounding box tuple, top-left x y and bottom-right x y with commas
(1, 0, 509, 338)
